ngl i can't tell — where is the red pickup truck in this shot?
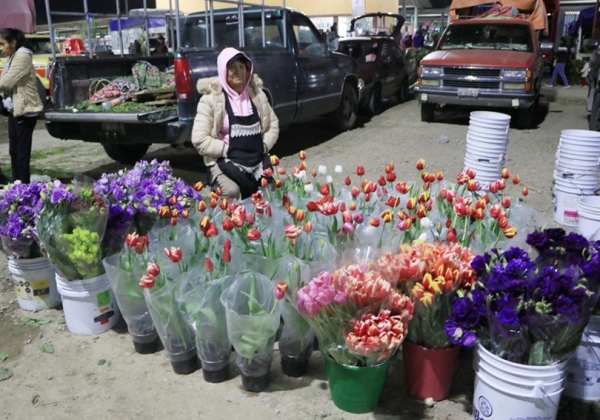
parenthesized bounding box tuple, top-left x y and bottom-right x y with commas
(414, 19, 544, 128)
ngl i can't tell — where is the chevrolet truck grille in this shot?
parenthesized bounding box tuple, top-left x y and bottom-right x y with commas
(443, 68, 501, 77)
(444, 80, 500, 90)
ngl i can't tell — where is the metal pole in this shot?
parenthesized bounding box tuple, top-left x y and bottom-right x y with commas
(143, 0, 151, 55)
(116, 0, 124, 56)
(169, 0, 176, 50)
(205, 0, 210, 48)
(209, 0, 215, 49)
(239, 0, 245, 48)
(175, 0, 182, 51)
(83, 0, 93, 58)
(402, 0, 406, 20)
(262, 0, 266, 48)
(44, 0, 56, 62)
(593, 0, 600, 39)
(283, 0, 287, 48)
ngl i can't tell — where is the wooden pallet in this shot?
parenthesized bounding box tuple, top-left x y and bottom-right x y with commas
(129, 88, 176, 103)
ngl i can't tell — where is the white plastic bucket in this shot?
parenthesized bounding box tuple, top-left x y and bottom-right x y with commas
(467, 134, 509, 151)
(555, 158, 600, 172)
(471, 110, 512, 123)
(578, 197, 600, 241)
(467, 125, 510, 140)
(55, 273, 120, 335)
(558, 140, 600, 154)
(563, 316, 600, 401)
(8, 257, 60, 312)
(472, 344, 566, 420)
(466, 138, 508, 153)
(557, 147, 600, 162)
(561, 129, 600, 142)
(553, 179, 597, 226)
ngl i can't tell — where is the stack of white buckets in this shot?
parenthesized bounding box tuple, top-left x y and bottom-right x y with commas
(553, 129, 600, 226)
(464, 111, 511, 186)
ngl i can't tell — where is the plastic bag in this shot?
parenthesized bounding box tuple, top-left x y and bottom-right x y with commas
(220, 273, 281, 362)
(179, 275, 235, 367)
(144, 279, 195, 356)
(102, 253, 155, 339)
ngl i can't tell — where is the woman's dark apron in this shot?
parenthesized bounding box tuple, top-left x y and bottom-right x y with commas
(216, 94, 271, 198)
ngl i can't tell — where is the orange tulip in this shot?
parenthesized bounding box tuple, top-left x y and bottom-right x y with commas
(304, 221, 313, 233)
(193, 181, 204, 191)
(369, 218, 381, 227)
(299, 150, 307, 160)
(501, 168, 510, 179)
(503, 226, 518, 238)
(270, 155, 280, 166)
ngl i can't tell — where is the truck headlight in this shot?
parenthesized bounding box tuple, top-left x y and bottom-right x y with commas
(420, 79, 440, 87)
(503, 83, 526, 90)
(502, 69, 527, 78)
(421, 67, 443, 76)
(357, 78, 365, 91)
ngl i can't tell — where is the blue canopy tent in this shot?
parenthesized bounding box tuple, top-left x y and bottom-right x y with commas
(569, 6, 596, 38)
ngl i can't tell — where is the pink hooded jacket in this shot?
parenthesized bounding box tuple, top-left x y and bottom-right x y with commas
(191, 48, 279, 167)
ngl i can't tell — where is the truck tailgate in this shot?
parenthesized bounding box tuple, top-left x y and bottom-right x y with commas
(42, 109, 178, 124)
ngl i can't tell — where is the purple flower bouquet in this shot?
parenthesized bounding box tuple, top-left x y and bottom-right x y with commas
(445, 228, 600, 365)
(0, 182, 45, 258)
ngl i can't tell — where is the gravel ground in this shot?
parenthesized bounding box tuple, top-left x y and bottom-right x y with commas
(1, 85, 599, 420)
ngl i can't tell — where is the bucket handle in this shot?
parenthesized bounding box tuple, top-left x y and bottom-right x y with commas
(531, 381, 559, 408)
(560, 178, 598, 195)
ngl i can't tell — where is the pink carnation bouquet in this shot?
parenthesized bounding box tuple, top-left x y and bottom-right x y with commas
(296, 263, 413, 366)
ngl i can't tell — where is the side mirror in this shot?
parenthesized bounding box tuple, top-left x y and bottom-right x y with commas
(539, 41, 554, 54)
(424, 40, 434, 50)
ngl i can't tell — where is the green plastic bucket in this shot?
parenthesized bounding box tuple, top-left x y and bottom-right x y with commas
(322, 352, 392, 414)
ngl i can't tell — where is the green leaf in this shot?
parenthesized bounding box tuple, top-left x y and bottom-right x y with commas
(198, 308, 219, 328)
(24, 318, 51, 327)
(57, 316, 66, 325)
(40, 343, 54, 354)
(97, 359, 106, 366)
(32, 395, 40, 405)
(0, 353, 9, 362)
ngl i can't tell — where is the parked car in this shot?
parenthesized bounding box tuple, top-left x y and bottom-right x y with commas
(338, 13, 413, 114)
(44, 7, 361, 164)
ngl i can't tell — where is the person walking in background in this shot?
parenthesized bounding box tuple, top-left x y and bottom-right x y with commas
(546, 38, 570, 89)
(0, 28, 44, 185)
(413, 30, 424, 49)
(192, 48, 279, 199)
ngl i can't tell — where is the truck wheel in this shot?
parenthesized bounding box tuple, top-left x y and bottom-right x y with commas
(396, 79, 409, 104)
(332, 82, 358, 131)
(102, 144, 150, 164)
(515, 101, 537, 129)
(420, 102, 435, 122)
(368, 84, 383, 116)
(590, 93, 600, 131)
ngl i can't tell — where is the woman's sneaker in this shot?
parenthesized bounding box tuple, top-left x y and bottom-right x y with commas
(544, 84, 553, 87)
(563, 85, 570, 89)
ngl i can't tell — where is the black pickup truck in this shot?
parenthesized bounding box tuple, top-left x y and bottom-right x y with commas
(44, 7, 362, 164)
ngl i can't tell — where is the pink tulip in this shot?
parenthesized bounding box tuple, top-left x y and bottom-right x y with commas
(297, 289, 320, 317)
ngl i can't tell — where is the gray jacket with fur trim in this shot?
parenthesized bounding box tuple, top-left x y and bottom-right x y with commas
(191, 74, 279, 167)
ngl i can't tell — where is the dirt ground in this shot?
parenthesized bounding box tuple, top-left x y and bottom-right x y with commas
(1, 86, 600, 419)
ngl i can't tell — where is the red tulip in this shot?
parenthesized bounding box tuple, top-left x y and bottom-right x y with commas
(126, 233, 139, 247)
(275, 180, 283, 188)
(299, 150, 307, 160)
(498, 216, 509, 229)
(169, 196, 178, 205)
(501, 168, 510, 179)
(282, 195, 291, 209)
(164, 247, 183, 263)
(320, 183, 330, 196)
(345, 176, 352, 186)
(193, 181, 204, 191)
(159, 206, 170, 218)
(406, 197, 417, 210)
(512, 174, 520, 185)
(198, 201, 208, 212)
(139, 274, 155, 289)
(263, 168, 273, 178)
(378, 176, 386, 186)
(223, 240, 231, 263)
(246, 214, 255, 225)
(386, 196, 401, 208)
(247, 228, 261, 241)
(270, 155, 280, 166)
(502, 197, 512, 209)
(304, 221, 313, 233)
(522, 187, 529, 197)
(204, 224, 219, 237)
(170, 217, 178, 226)
(134, 235, 149, 255)
(285, 224, 303, 239)
(278, 167, 286, 175)
(385, 162, 395, 173)
(295, 209, 306, 222)
(261, 178, 268, 187)
(386, 172, 397, 183)
(490, 204, 502, 219)
(205, 258, 214, 273)
(369, 218, 381, 227)
(357, 166, 365, 176)
(147, 263, 160, 277)
(416, 159, 426, 170)
(447, 228, 457, 243)
(489, 182, 499, 194)
(223, 218, 234, 231)
(210, 198, 217, 209)
(497, 179, 506, 190)
(437, 172, 444, 181)
(503, 226, 518, 238)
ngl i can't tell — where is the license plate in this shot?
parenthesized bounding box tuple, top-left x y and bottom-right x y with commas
(458, 88, 479, 97)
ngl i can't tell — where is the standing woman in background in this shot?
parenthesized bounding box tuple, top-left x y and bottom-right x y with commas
(0, 28, 44, 184)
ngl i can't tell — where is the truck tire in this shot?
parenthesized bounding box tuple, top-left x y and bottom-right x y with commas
(515, 100, 537, 129)
(332, 82, 358, 131)
(396, 78, 409, 104)
(368, 84, 383, 116)
(420, 102, 435, 122)
(590, 92, 600, 131)
(102, 144, 150, 165)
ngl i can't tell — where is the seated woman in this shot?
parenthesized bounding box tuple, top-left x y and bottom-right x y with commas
(192, 48, 279, 199)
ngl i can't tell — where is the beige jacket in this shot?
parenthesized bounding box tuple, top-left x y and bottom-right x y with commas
(191, 74, 279, 166)
(0, 50, 43, 117)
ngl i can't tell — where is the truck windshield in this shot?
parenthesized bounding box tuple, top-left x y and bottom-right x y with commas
(181, 13, 283, 49)
(29, 38, 61, 54)
(438, 24, 532, 52)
